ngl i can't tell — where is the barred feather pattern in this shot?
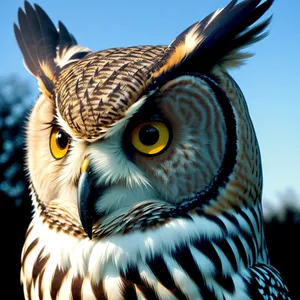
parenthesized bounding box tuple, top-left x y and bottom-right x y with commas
(21, 201, 290, 300)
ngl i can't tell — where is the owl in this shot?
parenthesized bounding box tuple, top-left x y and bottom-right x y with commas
(15, 0, 290, 299)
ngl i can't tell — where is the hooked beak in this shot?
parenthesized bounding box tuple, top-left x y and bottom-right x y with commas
(77, 157, 95, 239)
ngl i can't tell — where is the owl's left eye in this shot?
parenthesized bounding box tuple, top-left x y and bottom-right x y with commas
(131, 121, 170, 155)
(50, 127, 70, 159)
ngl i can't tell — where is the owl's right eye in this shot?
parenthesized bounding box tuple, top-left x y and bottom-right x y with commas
(130, 121, 171, 155)
(50, 127, 70, 159)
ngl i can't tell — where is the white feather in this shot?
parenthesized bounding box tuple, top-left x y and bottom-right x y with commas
(89, 125, 150, 189)
(55, 45, 92, 68)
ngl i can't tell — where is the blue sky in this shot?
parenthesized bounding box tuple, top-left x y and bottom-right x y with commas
(1, 0, 299, 205)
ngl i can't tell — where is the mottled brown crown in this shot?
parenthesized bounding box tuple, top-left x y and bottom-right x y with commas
(55, 46, 166, 140)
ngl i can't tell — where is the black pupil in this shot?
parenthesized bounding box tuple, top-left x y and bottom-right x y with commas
(56, 131, 69, 149)
(139, 125, 159, 146)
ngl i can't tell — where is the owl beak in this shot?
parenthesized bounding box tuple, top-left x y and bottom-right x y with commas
(77, 157, 94, 239)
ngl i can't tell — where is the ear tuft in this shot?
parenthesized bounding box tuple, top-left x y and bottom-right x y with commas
(14, 1, 91, 99)
(150, 0, 274, 81)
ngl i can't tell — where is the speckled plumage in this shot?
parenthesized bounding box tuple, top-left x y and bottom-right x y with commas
(15, 0, 290, 299)
(55, 46, 166, 140)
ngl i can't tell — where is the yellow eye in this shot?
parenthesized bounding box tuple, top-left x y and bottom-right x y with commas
(50, 127, 70, 159)
(131, 121, 170, 155)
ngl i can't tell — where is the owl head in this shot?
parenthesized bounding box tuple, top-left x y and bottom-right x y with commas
(15, 0, 273, 239)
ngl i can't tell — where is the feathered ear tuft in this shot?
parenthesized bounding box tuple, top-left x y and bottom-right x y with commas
(150, 0, 274, 81)
(14, 1, 91, 99)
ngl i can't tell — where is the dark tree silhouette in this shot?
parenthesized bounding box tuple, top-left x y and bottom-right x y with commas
(0, 76, 33, 299)
(264, 188, 300, 300)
